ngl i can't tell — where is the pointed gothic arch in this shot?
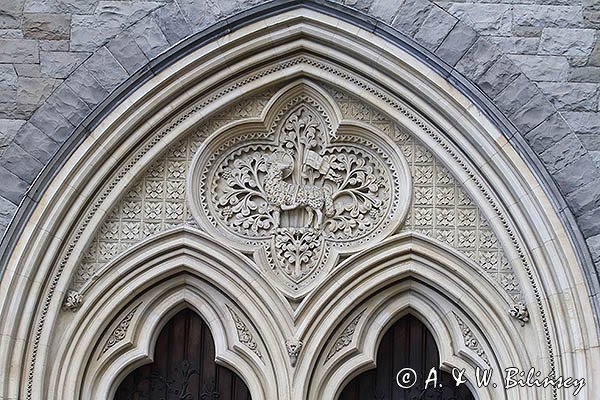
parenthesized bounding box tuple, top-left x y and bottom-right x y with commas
(0, 5, 597, 400)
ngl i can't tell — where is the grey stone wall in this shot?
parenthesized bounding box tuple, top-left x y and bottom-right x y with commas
(0, 0, 598, 273)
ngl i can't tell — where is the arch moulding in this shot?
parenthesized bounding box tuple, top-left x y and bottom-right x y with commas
(0, 6, 597, 400)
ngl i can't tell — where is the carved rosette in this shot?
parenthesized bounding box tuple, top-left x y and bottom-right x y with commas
(189, 82, 411, 298)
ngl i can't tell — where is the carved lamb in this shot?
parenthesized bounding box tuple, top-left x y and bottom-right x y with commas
(263, 151, 335, 228)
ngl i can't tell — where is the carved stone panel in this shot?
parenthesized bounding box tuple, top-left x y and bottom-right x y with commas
(188, 84, 412, 297)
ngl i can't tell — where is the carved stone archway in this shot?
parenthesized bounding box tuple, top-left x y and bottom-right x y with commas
(0, 6, 597, 400)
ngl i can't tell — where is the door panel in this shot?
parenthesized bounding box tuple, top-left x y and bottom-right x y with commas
(338, 314, 475, 400)
(114, 308, 251, 400)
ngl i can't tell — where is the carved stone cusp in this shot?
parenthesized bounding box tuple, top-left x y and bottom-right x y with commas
(62, 289, 83, 311)
(509, 302, 529, 326)
(285, 338, 303, 367)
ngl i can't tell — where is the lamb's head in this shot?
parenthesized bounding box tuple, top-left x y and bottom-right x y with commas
(266, 151, 294, 177)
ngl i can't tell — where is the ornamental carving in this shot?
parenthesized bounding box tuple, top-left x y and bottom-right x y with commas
(325, 310, 364, 362)
(100, 303, 141, 357)
(227, 306, 263, 360)
(188, 83, 411, 297)
(454, 313, 490, 366)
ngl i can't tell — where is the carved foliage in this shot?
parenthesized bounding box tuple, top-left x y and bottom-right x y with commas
(227, 306, 263, 360)
(325, 310, 364, 362)
(101, 303, 141, 356)
(192, 90, 407, 296)
(454, 313, 490, 366)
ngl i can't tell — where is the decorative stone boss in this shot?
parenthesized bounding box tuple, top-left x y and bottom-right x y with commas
(188, 84, 411, 299)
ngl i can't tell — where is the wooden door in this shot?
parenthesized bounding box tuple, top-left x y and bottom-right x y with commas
(114, 308, 251, 400)
(338, 314, 475, 400)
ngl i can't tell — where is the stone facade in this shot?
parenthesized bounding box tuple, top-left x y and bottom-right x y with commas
(0, 0, 599, 285)
(0, 7, 598, 398)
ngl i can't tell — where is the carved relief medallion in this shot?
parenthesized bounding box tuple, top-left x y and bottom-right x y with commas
(188, 82, 411, 298)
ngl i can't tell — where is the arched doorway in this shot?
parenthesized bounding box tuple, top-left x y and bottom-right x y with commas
(0, 4, 596, 400)
(339, 314, 474, 400)
(115, 309, 251, 400)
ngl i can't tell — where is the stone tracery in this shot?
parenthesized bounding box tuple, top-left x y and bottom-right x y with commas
(70, 80, 522, 304)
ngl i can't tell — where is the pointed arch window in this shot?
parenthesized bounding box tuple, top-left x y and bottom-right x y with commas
(114, 309, 251, 400)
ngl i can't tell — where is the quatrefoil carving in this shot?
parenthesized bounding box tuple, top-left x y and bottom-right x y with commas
(188, 81, 411, 298)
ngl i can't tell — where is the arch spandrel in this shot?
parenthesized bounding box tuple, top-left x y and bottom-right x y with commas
(0, 7, 597, 400)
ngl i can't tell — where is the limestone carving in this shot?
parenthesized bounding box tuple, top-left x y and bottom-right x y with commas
(227, 306, 263, 360)
(325, 85, 523, 304)
(325, 310, 364, 362)
(62, 290, 82, 311)
(285, 338, 303, 368)
(189, 84, 411, 297)
(454, 313, 490, 366)
(100, 303, 140, 356)
(509, 302, 530, 326)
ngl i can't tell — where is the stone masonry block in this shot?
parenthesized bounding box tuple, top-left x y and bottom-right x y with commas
(70, 1, 164, 52)
(29, 102, 74, 143)
(13, 122, 59, 164)
(414, 5, 457, 51)
(536, 82, 600, 111)
(64, 66, 108, 108)
(0, 0, 25, 29)
(562, 111, 600, 135)
(524, 113, 572, 155)
(435, 21, 478, 66)
(509, 54, 570, 81)
(22, 13, 70, 40)
(176, 0, 220, 30)
(153, 2, 193, 45)
(513, 5, 584, 28)
(566, 180, 600, 216)
(46, 84, 91, 126)
(577, 206, 600, 237)
(367, 0, 402, 25)
(539, 28, 596, 58)
(0, 195, 17, 227)
(0, 142, 44, 183)
(83, 46, 129, 92)
(474, 56, 521, 99)
(40, 51, 90, 78)
(0, 165, 28, 204)
(488, 36, 540, 56)
(0, 39, 39, 63)
(569, 66, 600, 83)
(444, 3, 512, 36)
(583, 0, 600, 28)
(106, 33, 148, 75)
(131, 16, 170, 60)
(0, 64, 17, 92)
(511, 93, 556, 133)
(16, 77, 60, 110)
(587, 233, 600, 264)
(540, 133, 587, 175)
(455, 37, 502, 81)
(553, 154, 599, 200)
(391, 0, 433, 38)
(23, 0, 97, 14)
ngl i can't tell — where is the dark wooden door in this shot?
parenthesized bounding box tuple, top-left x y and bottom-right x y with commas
(338, 314, 475, 400)
(114, 308, 251, 400)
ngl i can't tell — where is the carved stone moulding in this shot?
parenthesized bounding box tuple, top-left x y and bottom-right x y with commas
(188, 81, 412, 298)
